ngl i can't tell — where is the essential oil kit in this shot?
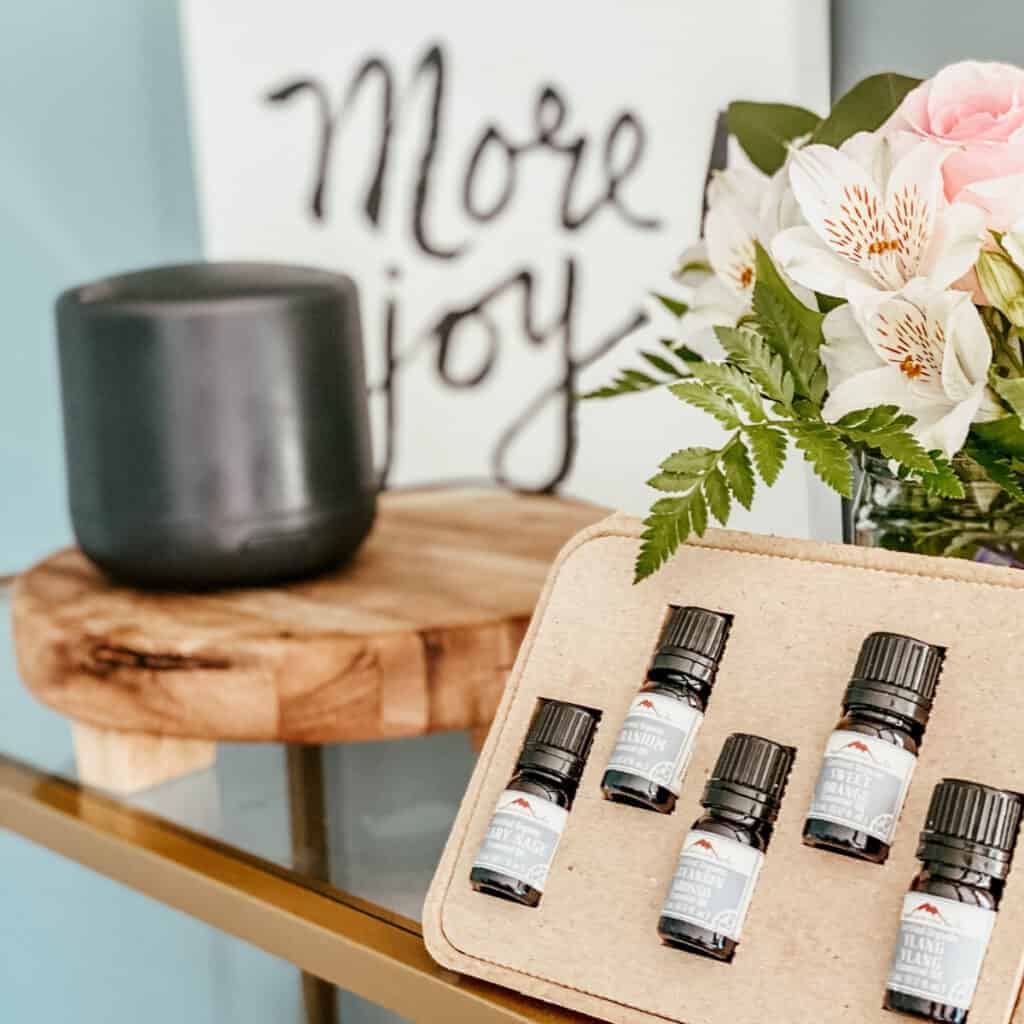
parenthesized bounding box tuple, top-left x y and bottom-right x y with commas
(425, 519, 1024, 1024)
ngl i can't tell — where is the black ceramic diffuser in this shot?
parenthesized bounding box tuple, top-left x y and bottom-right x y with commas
(56, 262, 376, 589)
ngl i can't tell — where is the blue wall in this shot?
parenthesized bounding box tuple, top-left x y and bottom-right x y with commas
(0, 0, 201, 574)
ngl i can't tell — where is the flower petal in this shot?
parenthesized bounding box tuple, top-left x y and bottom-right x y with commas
(853, 287, 948, 399)
(955, 170, 1024, 232)
(821, 302, 885, 389)
(673, 242, 713, 286)
(884, 142, 948, 283)
(771, 225, 875, 297)
(917, 202, 986, 289)
(1005, 229, 1024, 272)
(936, 289, 992, 396)
(787, 143, 889, 277)
(705, 192, 758, 299)
(822, 365, 919, 422)
(912, 388, 983, 458)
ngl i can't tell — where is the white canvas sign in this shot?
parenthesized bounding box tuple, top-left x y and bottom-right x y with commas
(180, 0, 832, 533)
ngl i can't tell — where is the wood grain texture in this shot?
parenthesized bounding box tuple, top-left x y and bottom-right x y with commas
(11, 489, 603, 744)
(72, 723, 217, 793)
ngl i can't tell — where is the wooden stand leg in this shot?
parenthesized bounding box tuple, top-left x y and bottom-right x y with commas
(72, 722, 217, 794)
(286, 745, 338, 1024)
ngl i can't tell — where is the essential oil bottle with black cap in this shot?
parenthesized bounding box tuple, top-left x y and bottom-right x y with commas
(885, 779, 1023, 1021)
(804, 631, 944, 864)
(601, 606, 730, 814)
(470, 700, 599, 908)
(657, 732, 795, 962)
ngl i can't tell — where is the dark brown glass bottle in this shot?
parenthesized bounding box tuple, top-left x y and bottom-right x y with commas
(470, 700, 599, 908)
(885, 779, 1022, 1022)
(601, 606, 730, 814)
(804, 632, 943, 864)
(658, 733, 795, 962)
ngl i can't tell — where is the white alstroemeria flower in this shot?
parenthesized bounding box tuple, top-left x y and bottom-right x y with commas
(821, 281, 1000, 458)
(773, 133, 986, 299)
(1005, 221, 1024, 272)
(673, 162, 810, 349)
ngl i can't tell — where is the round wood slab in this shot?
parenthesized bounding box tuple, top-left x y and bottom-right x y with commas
(12, 489, 604, 743)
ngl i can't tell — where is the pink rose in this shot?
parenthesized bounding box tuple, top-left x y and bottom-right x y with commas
(889, 61, 1024, 231)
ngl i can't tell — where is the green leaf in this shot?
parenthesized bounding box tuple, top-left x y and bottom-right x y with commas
(661, 447, 718, 474)
(634, 436, 756, 581)
(966, 444, 1024, 501)
(812, 73, 921, 148)
(751, 243, 825, 402)
(639, 350, 686, 377)
(834, 405, 936, 474)
(689, 361, 766, 421)
(583, 345, 695, 400)
(816, 293, 846, 313)
(703, 468, 731, 524)
(726, 101, 821, 175)
(972, 416, 1024, 458)
(689, 487, 709, 537)
(992, 377, 1024, 418)
(917, 451, 966, 500)
(635, 504, 690, 582)
(721, 441, 756, 509)
(647, 472, 697, 493)
(715, 326, 795, 407)
(790, 422, 854, 497)
(660, 338, 705, 362)
(652, 292, 689, 318)
(669, 381, 741, 429)
(746, 425, 788, 486)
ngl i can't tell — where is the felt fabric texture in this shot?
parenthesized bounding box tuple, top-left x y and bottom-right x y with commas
(425, 519, 1024, 1024)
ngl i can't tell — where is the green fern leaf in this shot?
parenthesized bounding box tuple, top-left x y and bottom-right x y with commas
(715, 326, 795, 408)
(966, 444, 1024, 501)
(669, 381, 741, 429)
(661, 447, 718, 474)
(835, 406, 936, 474)
(746, 425, 788, 486)
(689, 362, 766, 421)
(789, 422, 854, 497)
(703, 468, 731, 524)
(635, 500, 691, 582)
(721, 441, 756, 509)
(751, 243, 825, 404)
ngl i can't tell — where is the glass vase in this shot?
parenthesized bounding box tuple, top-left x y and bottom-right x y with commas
(851, 455, 1024, 567)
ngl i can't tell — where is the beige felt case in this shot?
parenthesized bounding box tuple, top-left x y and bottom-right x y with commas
(424, 517, 1024, 1024)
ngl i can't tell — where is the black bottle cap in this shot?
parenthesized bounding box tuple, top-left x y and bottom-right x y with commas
(517, 700, 600, 783)
(917, 778, 1023, 879)
(843, 632, 944, 728)
(702, 733, 796, 823)
(650, 606, 731, 683)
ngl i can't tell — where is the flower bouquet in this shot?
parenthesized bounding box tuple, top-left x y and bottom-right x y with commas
(592, 63, 1024, 580)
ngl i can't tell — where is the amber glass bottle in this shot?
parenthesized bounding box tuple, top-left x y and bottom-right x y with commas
(658, 733, 795, 962)
(470, 700, 599, 908)
(885, 779, 1022, 1022)
(601, 606, 730, 814)
(804, 632, 943, 864)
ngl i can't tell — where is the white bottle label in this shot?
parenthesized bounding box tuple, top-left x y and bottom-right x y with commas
(807, 729, 916, 843)
(604, 692, 704, 796)
(887, 893, 996, 1011)
(660, 829, 765, 941)
(472, 789, 568, 893)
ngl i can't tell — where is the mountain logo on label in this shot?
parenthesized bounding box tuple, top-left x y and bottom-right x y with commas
(684, 836, 728, 863)
(910, 901, 951, 927)
(838, 739, 881, 764)
(636, 698, 666, 718)
(501, 796, 538, 818)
